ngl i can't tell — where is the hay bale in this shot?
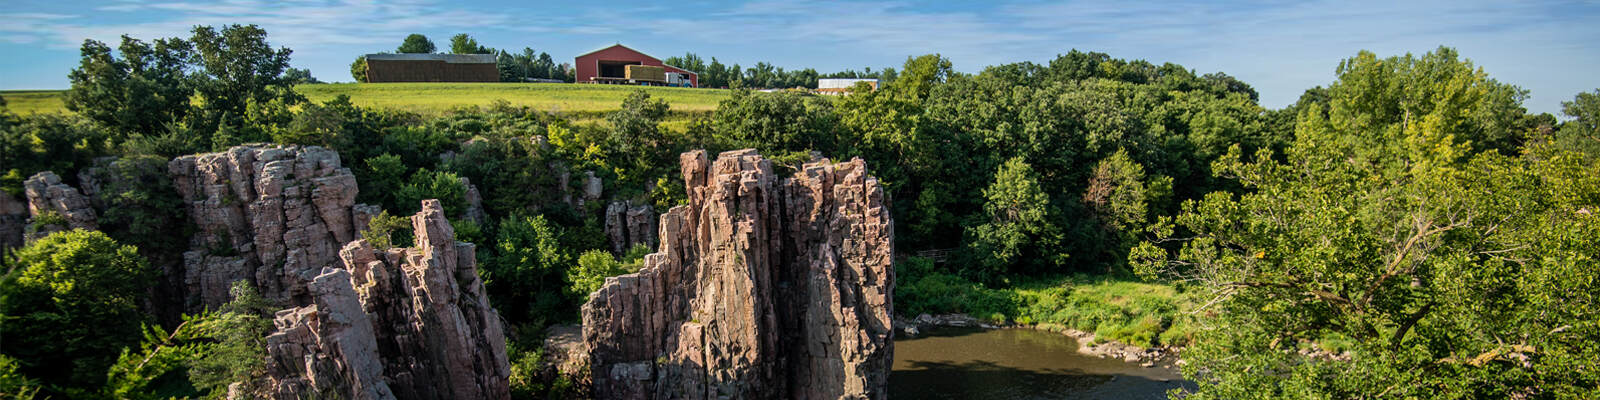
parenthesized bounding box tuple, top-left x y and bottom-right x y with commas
(626, 65, 666, 82)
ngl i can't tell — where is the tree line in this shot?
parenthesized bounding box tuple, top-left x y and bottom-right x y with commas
(663, 52, 899, 89)
(3, 22, 1599, 399)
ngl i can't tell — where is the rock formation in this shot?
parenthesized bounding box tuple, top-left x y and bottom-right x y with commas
(260, 199, 511, 400)
(582, 170, 603, 207)
(0, 194, 25, 250)
(168, 145, 370, 310)
(22, 171, 98, 237)
(459, 176, 486, 224)
(261, 268, 394, 399)
(582, 149, 894, 399)
(604, 200, 657, 255)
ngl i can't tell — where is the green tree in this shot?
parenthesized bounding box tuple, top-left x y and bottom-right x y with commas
(605, 90, 672, 188)
(103, 314, 208, 400)
(350, 56, 368, 82)
(0, 115, 114, 195)
(708, 90, 839, 154)
(361, 153, 408, 211)
(484, 214, 571, 331)
(64, 35, 194, 136)
(1553, 89, 1600, 156)
(0, 355, 41, 400)
(82, 156, 190, 270)
(397, 34, 436, 54)
(0, 230, 153, 392)
(360, 210, 413, 250)
(566, 245, 648, 304)
(1082, 149, 1169, 265)
(187, 24, 304, 140)
(187, 281, 275, 395)
(966, 157, 1064, 280)
(396, 168, 468, 216)
(282, 67, 319, 84)
(448, 33, 490, 54)
(1133, 48, 1600, 399)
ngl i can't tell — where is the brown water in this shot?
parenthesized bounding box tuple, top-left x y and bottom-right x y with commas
(891, 327, 1191, 399)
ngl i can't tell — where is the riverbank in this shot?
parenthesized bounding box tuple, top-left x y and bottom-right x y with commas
(897, 313, 1180, 367)
(895, 260, 1199, 348)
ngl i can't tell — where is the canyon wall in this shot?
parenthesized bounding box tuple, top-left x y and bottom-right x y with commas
(168, 145, 365, 310)
(582, 149, 894, 400)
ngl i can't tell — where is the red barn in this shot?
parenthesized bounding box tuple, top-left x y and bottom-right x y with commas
(575, 44, 699, 87)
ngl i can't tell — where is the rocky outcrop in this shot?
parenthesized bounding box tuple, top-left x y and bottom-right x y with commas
(261, 268, 394, 399)
(22, 171, 98, 236)
(168, 145, 368, 310)
(260, 199, 512, 400)
(582, 149, 894, 400)
(459, 176, 486, 224)
(604, 200, 657, 255)
(0, 194, 25, 250)
(581, 171, 603, 207)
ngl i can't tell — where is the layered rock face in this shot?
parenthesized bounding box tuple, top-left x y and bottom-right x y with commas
(261, 199, 511, 400)
(168, 145, 365, 309)
(22, 171, 98, 236)
(604, 200, 657, 254)
(582, 149, 894, 400)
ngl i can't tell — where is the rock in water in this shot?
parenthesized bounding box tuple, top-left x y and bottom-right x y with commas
(168, 145, 371, 310)
(582, 149, 894, 400)
(260, 199, 511, 400)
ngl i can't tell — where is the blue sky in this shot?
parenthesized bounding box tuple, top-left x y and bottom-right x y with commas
(2, 0, 1597, 114)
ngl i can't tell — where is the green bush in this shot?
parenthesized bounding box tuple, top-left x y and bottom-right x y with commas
(566, 249, 639, 304)
(0, 230, 153, 392)
(0, 355, 41, 400)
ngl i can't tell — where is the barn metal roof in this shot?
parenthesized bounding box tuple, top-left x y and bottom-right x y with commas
(575, 43, 653, 60)
(365, 53, 497, 64)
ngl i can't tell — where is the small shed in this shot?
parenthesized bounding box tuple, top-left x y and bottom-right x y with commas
(574, 44, 698, 87)
(365, 53, 499, 83)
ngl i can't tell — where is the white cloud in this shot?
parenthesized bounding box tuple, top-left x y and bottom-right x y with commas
(0, 0, 517, 51)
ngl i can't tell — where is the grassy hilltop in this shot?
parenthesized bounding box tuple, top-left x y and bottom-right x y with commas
(3, 82, 732, 117)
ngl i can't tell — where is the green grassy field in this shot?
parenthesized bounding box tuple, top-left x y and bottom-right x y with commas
(0, 90, 67, 115)
(2, 82, 732, 117)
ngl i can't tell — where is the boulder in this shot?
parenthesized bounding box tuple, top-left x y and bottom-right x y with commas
(582, 149, 894, 399)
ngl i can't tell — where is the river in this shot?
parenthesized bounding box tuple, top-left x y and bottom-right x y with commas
(890, 327, 1191, 399)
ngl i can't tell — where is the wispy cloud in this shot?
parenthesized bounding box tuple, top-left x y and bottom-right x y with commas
(0, 0, 517, 50)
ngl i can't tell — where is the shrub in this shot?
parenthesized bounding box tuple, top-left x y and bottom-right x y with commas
(0, 230, 152, 391)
